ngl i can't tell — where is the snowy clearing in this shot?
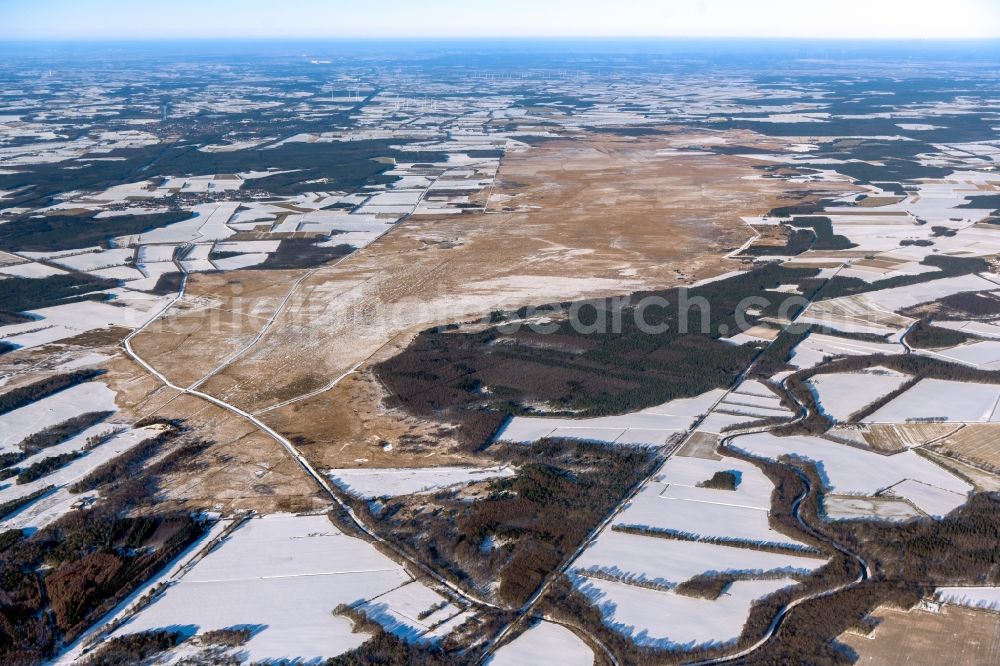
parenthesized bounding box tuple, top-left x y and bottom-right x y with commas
(0, 381, 117, 452)
(497, 390, 725, 446)
(577, 575, 799, 649)
(935, 587, 1000, 612)
(327, 465, 514, 499)
(864, 378, 1000, 423)
(109, 514, 461, 663)
(822, 495, 923, 522)
(732, 432, 972, 517)
(488, 621, 594, 666)
(806, 367, 910, 422)
(574, 528, 826, 588)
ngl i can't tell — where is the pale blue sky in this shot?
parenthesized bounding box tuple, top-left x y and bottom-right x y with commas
(2, 0, 999, 40)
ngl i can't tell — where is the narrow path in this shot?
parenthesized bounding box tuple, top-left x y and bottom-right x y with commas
(123, 297, 503, 612)
(114, 179, 508, 633)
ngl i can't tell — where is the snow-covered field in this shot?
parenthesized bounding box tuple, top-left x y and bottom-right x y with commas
(732, 432, 972, 517)
(806, 367, 910, 422)
(917, 340, 1000, 371)
(1, 426, 160, 531)
(822, 495, 922, 522)
(497, 389, 725, 446)
(577, 574, 799, 649)
(489, 621, 594, 666)
(0, 290, 173, 350)
(108, 514, 464, 663)
(574, 528, 825, 588)
(327, 465, 514, 498)
(936, 320, 1000, 340)
(0, 261, 67, 278)
(51, 248, 134, 272)
(0, 381, 118, 452)
(656, 456, 777, 511)
(864, 378, 1000, 423)
(935, 586, 1000, 612)
(610, 455, 814, 548)
(788, 333, 904, 369)
(853, 274, 998, 314)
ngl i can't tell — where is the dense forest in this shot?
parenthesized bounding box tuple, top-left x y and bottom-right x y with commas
(0, 211, 189, 252)
(376, 264, 824, 447)
(357, 439, 656, 608)
(0, 425, 209, 663)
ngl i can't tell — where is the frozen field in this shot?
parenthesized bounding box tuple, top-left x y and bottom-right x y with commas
(788, 333, 904, 370)
(574, 528, 826, 587)
(609, 455, 814, 549)
(822, 495, 923, 522)
(807, 367, 910, 422)
(733, 432, 972, 517)
(489, 621, 593, 666)
(0, 261, 66, 278)
(577, 575, 799, 649)
(861, 274, 999, 313)
(918, 340, 1000, 371)
(327, 465, 514, 498)
(656, 455, 778, 511)
(885, 479, 969, 518)
(0, 291, 173, 350)
(1, 426, 159, 531)
(111, 514, 462, 663)
(497, 389, 725, 446)
(0, 381, 117, 452)
(864, 379, 1000, 423)
(935, 587, 1000, 612)
(936, 320, 1000, 340)
(51, 248, 134, 272)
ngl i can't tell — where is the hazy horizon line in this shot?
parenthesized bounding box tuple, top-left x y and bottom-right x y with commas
(4, 36, 1000, 43)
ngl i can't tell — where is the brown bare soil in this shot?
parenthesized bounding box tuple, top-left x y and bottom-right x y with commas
(933, 424, 1000, 470)
(838, 604, 1000, 665)
(862, 424, 962, 453)
(135, 131, 840, 456)
(129, 271, 302, 387)
(139, 392, 326, 514)
(263, 368, 477, 469)
(675, 430, 722, 460)
(856, 196, 905, 208)
(79, 351, 327, 514)
(105, 129, 853, 503)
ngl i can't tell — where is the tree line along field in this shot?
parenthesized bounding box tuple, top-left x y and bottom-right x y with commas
(529, 448, 1000, 665)
(350, 439, 656, 608)
(0, 137, 448, 209)
(0, 211, 190, 252)
(0, 274, 119, 324)
(0, 421, 210, 664)
(374, 264, 825, 447)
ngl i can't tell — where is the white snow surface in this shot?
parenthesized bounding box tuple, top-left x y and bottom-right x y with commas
(488, 621, 594, 666)
(112, 514, 460, 663)
(917, 340, 1000, 371)
(574, 529, 825, 588)
(935, 586, 1000, 612)
(327, 465, 514, 498)
(806, 367, 910, 422)
(578, 575, 799, 649)
(732, 432, 972, 517)
(0, 382, 117, 452)
(864, 378, 1000, 423)
(0, 427, 158, 532)
(610, 456, 814, 549)
(498, 390, 725, 446)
